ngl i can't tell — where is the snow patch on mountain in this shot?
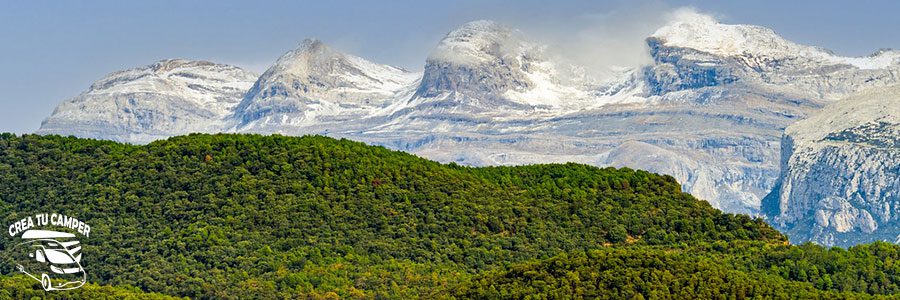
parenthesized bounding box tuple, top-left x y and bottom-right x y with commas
(654, 9, 900, 70)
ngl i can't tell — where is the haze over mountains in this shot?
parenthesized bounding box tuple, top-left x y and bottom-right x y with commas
(36, 10, 900, 246)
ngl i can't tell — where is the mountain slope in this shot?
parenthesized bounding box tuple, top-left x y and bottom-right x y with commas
(37, 59, 257, 143)
(764, 85, 900, 247)
(233, 39, 420, 131)
(0, 133, 782, 298)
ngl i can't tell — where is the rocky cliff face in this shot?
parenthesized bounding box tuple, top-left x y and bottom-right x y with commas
(764, 85, 900, 246)
(37, 59, 257, 143)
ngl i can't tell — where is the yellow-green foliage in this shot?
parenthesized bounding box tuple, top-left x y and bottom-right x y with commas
(0, 275, 183, 300)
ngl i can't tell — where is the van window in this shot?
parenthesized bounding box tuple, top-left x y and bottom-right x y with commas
(43, 249, 75, 264)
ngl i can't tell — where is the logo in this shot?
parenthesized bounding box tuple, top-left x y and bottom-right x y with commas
(6, 213, 91, 291)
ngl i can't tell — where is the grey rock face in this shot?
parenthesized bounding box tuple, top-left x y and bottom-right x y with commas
(644, 37, 743, 95)
(765, 85, 900, 247)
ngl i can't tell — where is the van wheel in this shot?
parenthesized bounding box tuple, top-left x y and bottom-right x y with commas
(41, 274, 51, 291)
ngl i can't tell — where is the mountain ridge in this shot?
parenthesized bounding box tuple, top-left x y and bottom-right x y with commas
(35, 15, 900, 239)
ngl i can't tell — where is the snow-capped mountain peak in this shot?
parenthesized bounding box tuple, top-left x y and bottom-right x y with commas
(652, 10, 900, 70)
(86, 59, 257, 109)
(415, 20, 625, 110)
(38, 59, 257, 143)
(232, 39, 420, 129)
(652, 13, 798, 59)
(266, 39, 418, 94)
(427, 20, 535, 65)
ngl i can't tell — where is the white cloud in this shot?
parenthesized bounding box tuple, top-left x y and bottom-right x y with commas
(512, 5, 718, 80)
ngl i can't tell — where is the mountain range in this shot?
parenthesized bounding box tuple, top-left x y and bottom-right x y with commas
(35, 11, 900, 246)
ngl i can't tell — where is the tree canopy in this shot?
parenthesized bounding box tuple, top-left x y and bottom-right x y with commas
(0, 133, 896, 299)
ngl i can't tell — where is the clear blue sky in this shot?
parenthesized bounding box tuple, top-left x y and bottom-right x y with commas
(1, 0, 898, 133)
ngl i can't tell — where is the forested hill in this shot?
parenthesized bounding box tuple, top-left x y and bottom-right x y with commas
(0, 133, 893, 299)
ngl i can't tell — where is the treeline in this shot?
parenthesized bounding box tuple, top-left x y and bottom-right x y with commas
(0, 133, 895, 299)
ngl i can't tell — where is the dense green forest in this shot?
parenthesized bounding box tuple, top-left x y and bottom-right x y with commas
(0, 133, 898, 299)
(454, 241, 900, 299)
(0, 274, 183, 299)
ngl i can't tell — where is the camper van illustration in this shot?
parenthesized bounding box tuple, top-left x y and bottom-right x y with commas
(13, 230, 86, 291)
